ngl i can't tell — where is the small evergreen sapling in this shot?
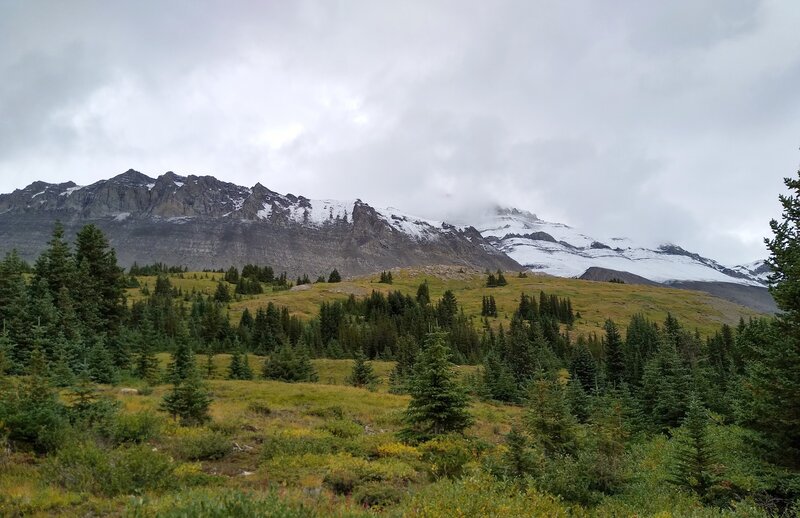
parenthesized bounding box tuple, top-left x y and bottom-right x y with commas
(346, 350, 378, 388)
(669, 397, 718, 502)
(327, 269, 342, 283)
(161, 364, 212, 426)
(400, 334, 473, 441)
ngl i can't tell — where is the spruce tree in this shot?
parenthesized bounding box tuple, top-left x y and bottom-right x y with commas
(74, 224, 126, 333)
(203, 346, 216, 379)
(134, 320, 160, 383)
(32, 221, 76, 301)
(327, 269, 342, 283)
(347, 350, 378, 388)
(496, 270, 508, 286)
(167, 331, 195, 384)
(262, 345, 318, 382)
(87, 338, 116, 384)
(640, 340, 690, 431)
(416, 281, 430, 306)
(524, 376, 579, 456)
(482, 350, 519, 403)
(503, 426, 538, 479)
(400, 334, 473, 441)
(3, 344, 68, 452)
(50, 335, 75, 387)
(0, 331, 10, 378)
(214, 281, 231, 303)
(436, 290, 458, 328)
(389, 335, 418, 393)
(566, 377, 590, 423)
(570, 338, 597, 392)
(161, 365, 212, 426)
(228, 346, 253, 380)
(669, 397, 717, 501)
(744, 171, 800, 468)
(603, 319, 625, 388)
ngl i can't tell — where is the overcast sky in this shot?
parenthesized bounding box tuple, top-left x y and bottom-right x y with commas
(1, 1, 798, 264)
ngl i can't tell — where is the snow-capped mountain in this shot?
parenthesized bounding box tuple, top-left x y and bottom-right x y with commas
(0, 170, 517, 276)
(0, 170, 770, 292)
(477, 207, 768, 287)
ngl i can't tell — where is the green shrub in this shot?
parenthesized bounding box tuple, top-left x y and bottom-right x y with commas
(535, 453, 595, 506)
(323, 463, 362, 495)
(116, 444, 177, 494)
(306, 405, 344, 419)
(0, 383, 70, 453)
(170, 428, 232, 461)
(261, 431, 338, 461)
(125, 488, 318, 517)
(353, 481, 403, 508)
(399, 474, 572, 517)
(320, 419, 362, 440)
(48, 442, 175, 496)
(110, 411, 163, 444)
(419, 435, 474, 480)
(322, 454, 417, 496)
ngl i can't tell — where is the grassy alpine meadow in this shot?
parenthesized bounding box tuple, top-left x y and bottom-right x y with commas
(131, 266, 764, 339)
(0, 368, 773, 517)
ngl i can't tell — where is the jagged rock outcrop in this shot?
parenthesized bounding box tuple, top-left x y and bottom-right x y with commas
(0, 170, 520, 277)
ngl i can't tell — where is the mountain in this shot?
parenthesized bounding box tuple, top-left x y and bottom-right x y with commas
(0, 170, 519, 277)
(477, 207, 768, 287)
(0, 170, 774, 313)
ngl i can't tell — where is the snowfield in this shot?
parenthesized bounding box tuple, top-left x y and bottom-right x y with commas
(478, 208, 767, 286)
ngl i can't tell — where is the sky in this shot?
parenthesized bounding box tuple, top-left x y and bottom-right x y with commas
(0, 0, 798, 265)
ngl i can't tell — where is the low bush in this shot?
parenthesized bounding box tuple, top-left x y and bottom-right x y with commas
(47, 442, 175, 496)
(170, 428, 232, 461)
(353, 481, 404, 509)
(306, 405, 344, 419)
(419, 435, 475, 480)
(320, 419, 362, 440)
(261, 431, 338, 461)
(109, 411, 163, 445)
(322, 454, 417, 495)
(125, 488, 319, 517)
(398, 474, 572, 517)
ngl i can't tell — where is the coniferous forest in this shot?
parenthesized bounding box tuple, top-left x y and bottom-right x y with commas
(0, 174, 799, 516)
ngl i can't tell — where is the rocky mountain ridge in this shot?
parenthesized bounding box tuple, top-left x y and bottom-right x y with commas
(0, 170, 770, 296)
(0, 170, 519, 277)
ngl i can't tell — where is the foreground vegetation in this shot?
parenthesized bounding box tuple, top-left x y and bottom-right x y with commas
(0, 173, 799, 516)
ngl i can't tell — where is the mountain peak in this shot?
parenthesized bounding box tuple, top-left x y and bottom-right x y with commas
(109, 169, 155, 185)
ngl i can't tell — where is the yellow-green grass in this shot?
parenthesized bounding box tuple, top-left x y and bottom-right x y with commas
(0, 373, 520, 516)
(131, 266, 765, 338)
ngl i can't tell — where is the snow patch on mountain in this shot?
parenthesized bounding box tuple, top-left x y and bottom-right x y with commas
(479, 207, 767, 286)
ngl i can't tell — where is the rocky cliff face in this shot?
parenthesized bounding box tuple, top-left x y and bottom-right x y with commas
(0, 170, 520, 277)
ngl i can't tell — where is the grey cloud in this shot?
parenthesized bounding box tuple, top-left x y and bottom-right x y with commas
(0, 0, 797, 264)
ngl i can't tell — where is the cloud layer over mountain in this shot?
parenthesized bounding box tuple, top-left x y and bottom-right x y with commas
(1, 0, 798, 263)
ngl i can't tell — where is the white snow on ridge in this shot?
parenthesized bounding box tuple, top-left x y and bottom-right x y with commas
(729, 260, 771, 284)
(292, 199, 355, 225)
(375, 207, 447, 240)
(257, 203, 272, 220)
(60, 186, 83, 196)
(477, 209, 598, 249)
(482, 208, 766, 286)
